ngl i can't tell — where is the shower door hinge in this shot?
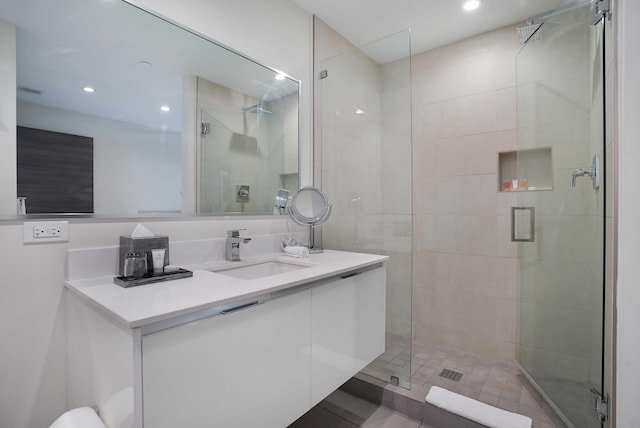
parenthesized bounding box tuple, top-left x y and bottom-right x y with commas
(591, 0, 610, 25)
(590, 388, 609, 422)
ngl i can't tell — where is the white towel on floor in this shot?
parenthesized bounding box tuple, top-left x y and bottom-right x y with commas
(426, 386, 532, 428)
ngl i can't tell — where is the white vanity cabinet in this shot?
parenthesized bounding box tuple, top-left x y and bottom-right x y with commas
(65, 250, 387, 428)
(142, 289, 312, 428)
(310, 266, 386, 406)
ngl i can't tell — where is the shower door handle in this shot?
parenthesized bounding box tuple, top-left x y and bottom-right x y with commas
(511, 207, 535, 242)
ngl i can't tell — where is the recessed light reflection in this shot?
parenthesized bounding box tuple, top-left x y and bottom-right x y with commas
(355, 108, 365, 115)
(463, 0, 481, 11)
(275, 73, 286, 81)
(160, 105, 170, 112)
(83, 87, 95, 93)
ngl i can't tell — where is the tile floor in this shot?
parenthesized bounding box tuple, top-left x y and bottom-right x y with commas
(293, 339, 568, 428)
(289, 389, 434, 428)
(386, 341, 566, 427)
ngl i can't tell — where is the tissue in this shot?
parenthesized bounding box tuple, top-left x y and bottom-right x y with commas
(131, 223, 154, 237)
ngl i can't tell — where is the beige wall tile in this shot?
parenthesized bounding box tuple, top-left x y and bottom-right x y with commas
(495, 257, 517, 300)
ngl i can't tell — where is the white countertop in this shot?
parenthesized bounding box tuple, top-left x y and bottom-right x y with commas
(65, 249, 388, 329)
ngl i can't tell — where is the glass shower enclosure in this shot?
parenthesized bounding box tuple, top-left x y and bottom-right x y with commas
(514, 3, 606, 427)
(314, 21, 413, 388)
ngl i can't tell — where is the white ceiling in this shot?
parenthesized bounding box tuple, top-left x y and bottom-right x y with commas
(293, 0, 568, 59)
(3, 0, 298, 133)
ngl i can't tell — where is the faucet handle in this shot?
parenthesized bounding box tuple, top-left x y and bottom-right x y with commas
(227, 228, 247, 238)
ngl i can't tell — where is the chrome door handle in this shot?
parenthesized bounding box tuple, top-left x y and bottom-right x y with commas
(511, 207, 535, 242)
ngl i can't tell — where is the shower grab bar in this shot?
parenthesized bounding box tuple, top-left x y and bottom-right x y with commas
(511, 207, 535, 242)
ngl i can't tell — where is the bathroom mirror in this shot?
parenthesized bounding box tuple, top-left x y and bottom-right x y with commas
(287, 186, 332, 253)
(0, 0, 299, 218)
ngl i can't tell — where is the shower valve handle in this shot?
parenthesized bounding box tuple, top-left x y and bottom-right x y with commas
(570, 154, 600, 190)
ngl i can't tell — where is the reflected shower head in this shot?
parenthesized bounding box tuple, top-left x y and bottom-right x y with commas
(274, 188, 289, 215)
(242, 104, 272, 115)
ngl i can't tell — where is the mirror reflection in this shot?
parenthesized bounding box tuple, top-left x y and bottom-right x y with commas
(0, 0, 299, 217)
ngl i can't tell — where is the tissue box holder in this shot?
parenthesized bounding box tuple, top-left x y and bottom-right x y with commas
(114, 268, 192, 288)
(118, 235, 170, 276)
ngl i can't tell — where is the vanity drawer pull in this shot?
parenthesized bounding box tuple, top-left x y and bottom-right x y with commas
(340, 272, 362, 279)
(221, 301, 261, 315)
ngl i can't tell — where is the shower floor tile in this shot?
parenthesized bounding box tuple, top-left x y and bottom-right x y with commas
(291, 338, 568, 428)
(383, 341, 568, 427)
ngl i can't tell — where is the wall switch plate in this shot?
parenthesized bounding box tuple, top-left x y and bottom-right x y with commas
(23, 221, 69, 244)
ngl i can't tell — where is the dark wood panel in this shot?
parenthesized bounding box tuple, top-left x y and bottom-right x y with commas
(17, 126, 94, 213)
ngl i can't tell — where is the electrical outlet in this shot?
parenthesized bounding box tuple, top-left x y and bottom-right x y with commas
(23, 221, 69, 243)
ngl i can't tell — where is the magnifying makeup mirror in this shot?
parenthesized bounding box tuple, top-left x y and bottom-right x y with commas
(287, 186, 332, 253)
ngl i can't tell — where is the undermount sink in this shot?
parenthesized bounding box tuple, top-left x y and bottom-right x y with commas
(211, 260, 310, 280)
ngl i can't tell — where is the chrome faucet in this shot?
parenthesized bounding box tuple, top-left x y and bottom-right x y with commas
(226, 229, 251, 262)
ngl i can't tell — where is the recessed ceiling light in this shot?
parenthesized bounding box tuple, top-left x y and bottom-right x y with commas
(139, 61, 151, 68)
(355, 108, 365, 115)
(83, 86, 95, 93)
(160, 105, 170, 112)
(275, 73, 286, 81)
(463, 0, 481, 11)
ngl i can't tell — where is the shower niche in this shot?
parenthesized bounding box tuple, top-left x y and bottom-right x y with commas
(498, 148, 552, 192)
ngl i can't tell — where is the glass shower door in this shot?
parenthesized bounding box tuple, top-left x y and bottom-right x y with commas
(316, 26, 413, 388)
(514, 4, 605, 427)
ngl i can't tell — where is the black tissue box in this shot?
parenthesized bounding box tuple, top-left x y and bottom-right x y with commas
(118, 235, 169, 276)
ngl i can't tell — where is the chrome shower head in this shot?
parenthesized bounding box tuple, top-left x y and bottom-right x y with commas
(517, 22, 543, 44)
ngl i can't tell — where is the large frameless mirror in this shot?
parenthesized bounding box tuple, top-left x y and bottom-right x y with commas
(0, 0, 299, 218)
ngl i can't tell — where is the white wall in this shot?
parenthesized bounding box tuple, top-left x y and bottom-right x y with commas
(0, 1, 313, 427)
(18, 102, 182, 215)
(616, 0, 640, 426)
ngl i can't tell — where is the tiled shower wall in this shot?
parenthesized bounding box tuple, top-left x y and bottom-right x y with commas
(411, 25, 522, 361)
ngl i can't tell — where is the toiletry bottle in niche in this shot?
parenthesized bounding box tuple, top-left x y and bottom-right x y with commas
(519, 178, 528, 190)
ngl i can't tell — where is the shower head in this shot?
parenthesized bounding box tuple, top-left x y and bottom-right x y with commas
(517, 22, 543, 44)
(242, 104, 272, 115)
